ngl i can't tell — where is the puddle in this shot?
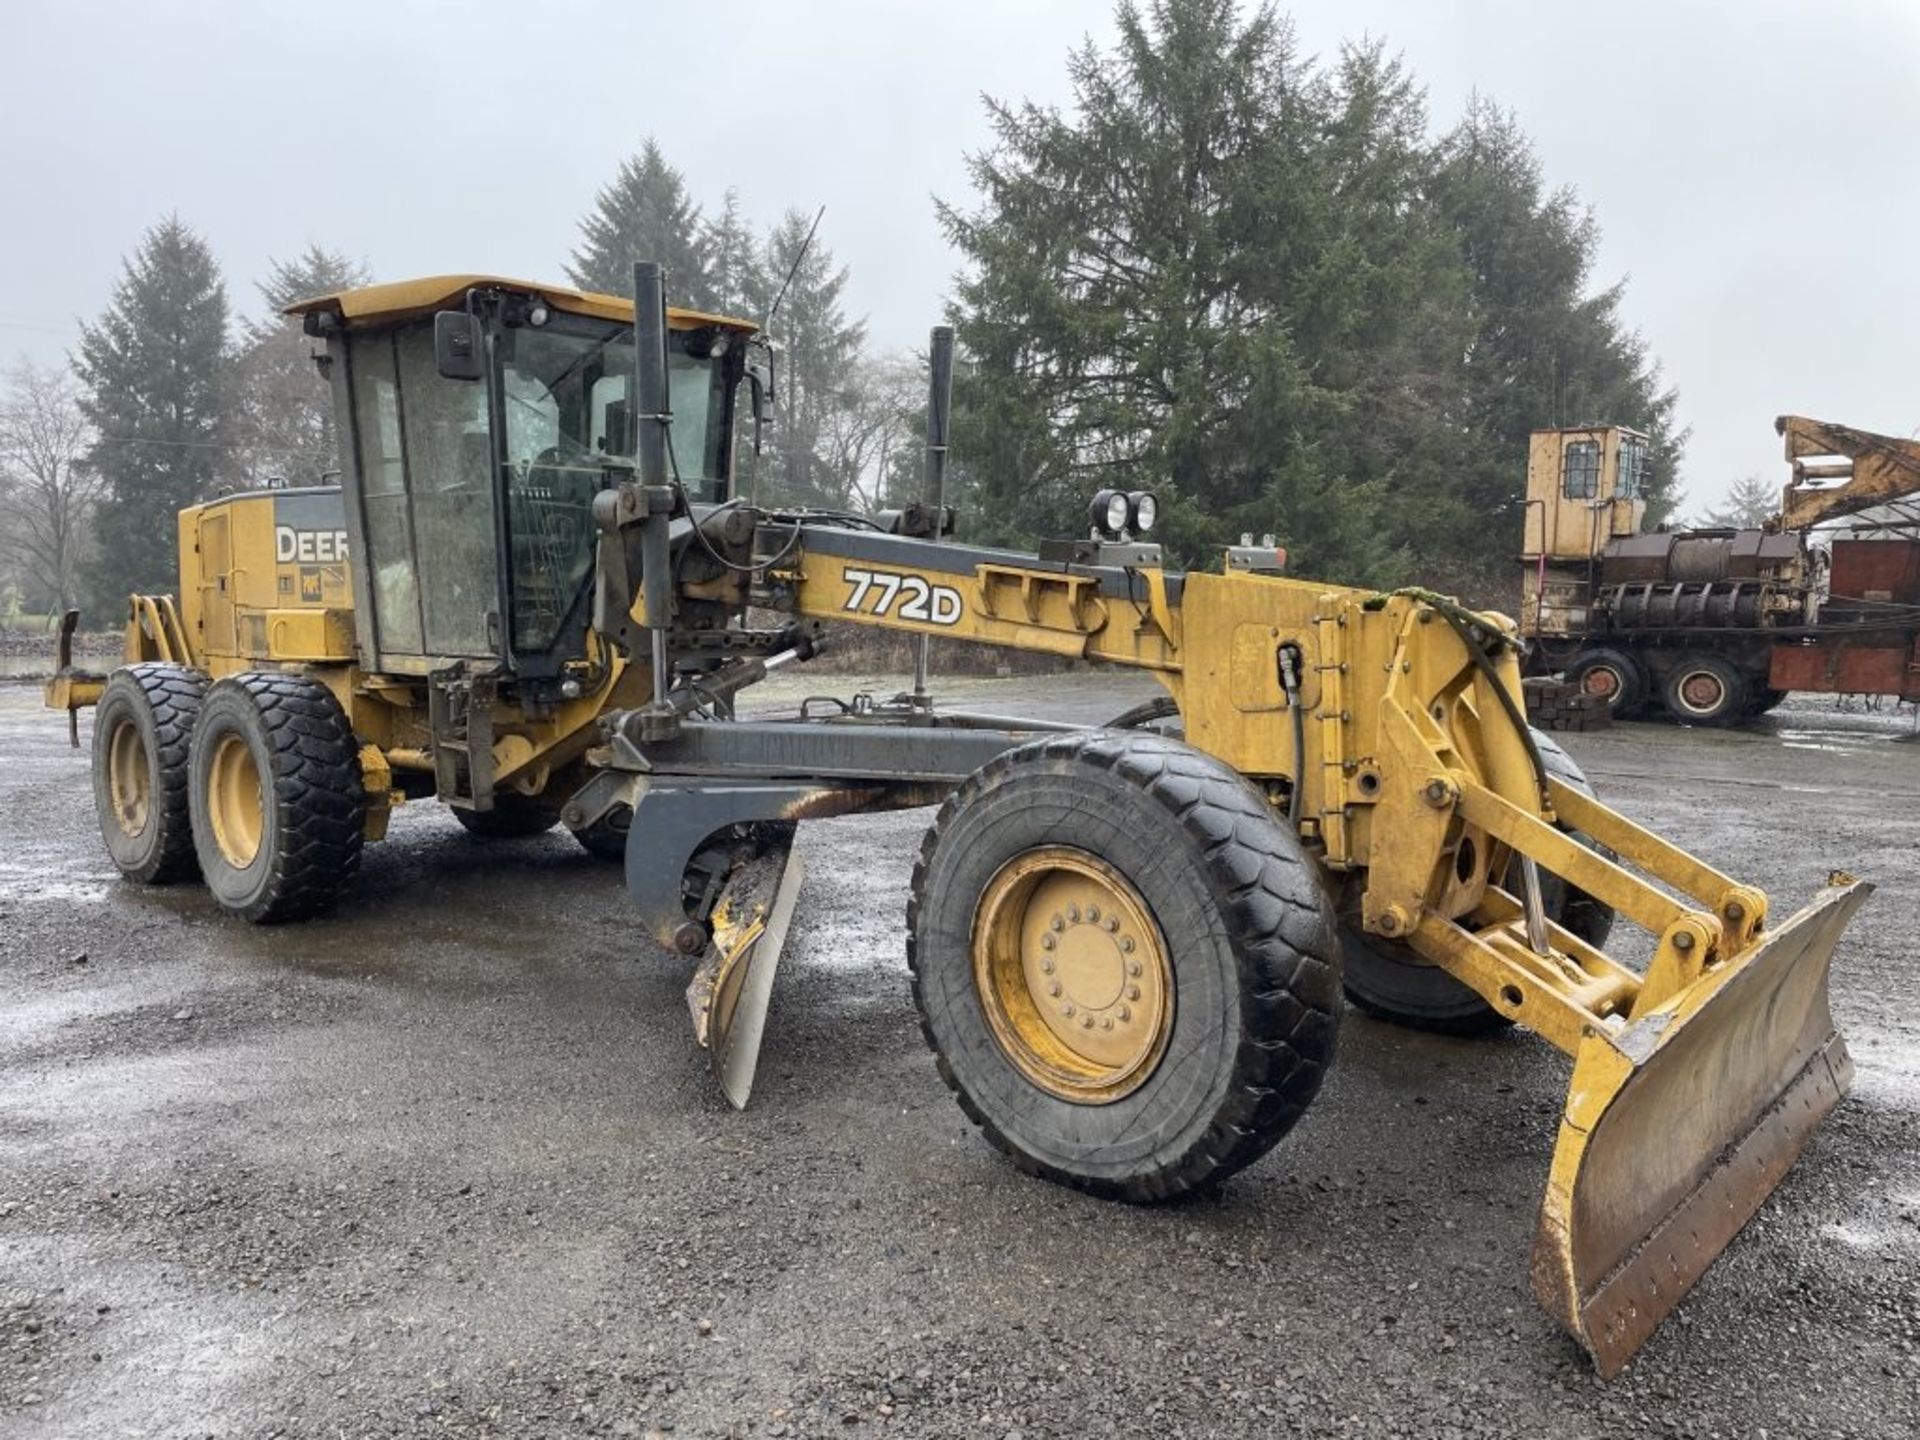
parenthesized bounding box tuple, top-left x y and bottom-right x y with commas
(1776, 729, 1883, 758)
(0, 859, 111, 903)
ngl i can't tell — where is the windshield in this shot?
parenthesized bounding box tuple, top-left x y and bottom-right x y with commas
(498, 315, 733, 653)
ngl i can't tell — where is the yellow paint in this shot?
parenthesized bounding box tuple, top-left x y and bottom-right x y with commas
(357, 743, 396, 843)
(282, 274, 758, 335)
(969, 846, 1173, 1103)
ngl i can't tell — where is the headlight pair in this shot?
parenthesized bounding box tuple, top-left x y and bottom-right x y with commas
(1089, 488, 1158, 539)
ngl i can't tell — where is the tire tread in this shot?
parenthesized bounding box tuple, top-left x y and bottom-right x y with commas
(907, 730, 1341, 1203)
(194, 673, 364, 923)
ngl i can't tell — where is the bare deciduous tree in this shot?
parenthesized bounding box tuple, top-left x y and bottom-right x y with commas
(0, 357, 99, 616)
(815, 352, 922, 513)
(221, 245, 371, 492)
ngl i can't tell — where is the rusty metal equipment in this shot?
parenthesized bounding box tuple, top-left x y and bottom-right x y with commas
(49, 262, 1876, 1377)
(1519, 418, 1920, 722)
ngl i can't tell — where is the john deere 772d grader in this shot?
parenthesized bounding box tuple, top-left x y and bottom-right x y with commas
(47, 263, 1871, 1376)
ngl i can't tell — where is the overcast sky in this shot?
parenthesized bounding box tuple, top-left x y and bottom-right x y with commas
(2, 0, 1915, 514)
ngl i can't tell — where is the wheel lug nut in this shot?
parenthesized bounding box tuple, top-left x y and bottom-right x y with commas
(1126, 985, 1141, 1002)
(1040, 933, 1055, 951)
(1047, 981, 1061, 997)
(1121, 937, 1135, 953)
(1117, 1005, 1131, 1022)
(1066, 903, 1080, 922)
(1087, 904, 1100, 922)
(1040, 957, 1055, 974)
(1100, 1018, 1114, 1031)
(1061, 1003, 1075, 1017)
(1127, 960, 1143, 976)
(1080, 1014, 1095, 1029)
(1050, 916, 1064, 932)
(1104, 916, 1119, 932)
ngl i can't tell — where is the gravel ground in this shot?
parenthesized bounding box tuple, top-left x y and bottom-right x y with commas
(1, 676, 1916, 1438)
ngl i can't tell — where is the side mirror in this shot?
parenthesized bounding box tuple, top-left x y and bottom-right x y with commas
(434, 310, 484, 381)
(744, 342, 775, 456)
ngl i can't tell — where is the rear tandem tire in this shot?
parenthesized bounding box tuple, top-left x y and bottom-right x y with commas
(452, 791, 562, 839)
(91, 663, 208, 884)
(1339, 728, 1616, 1036)
(907, 730, 1343, 1203)
(188, 673, 366, 923)
(570, 804, 632, 862)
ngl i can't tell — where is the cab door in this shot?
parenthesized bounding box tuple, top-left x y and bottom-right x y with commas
(343, 321, 505, 667)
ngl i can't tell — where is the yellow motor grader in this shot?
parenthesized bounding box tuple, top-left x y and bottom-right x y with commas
(47, 275, 771, 917)
(47, 263, 1870, 1376)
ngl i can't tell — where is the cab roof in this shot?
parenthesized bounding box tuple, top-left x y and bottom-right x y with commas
(282, 274, 759, 334)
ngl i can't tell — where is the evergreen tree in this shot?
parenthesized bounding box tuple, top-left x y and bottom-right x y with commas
(940, 3, 1456, 578)
(942, 0, 1683, 584)
(759, 210, 867, 507)
(256, 243, 370, 311)
(223, 244, 371, 490)
(1696, 474, 1776, 529)
(705, 190, 767, 319)
(568, 139, 715, 307)
(74, 216, 228, 611)
(1432, 96, 1684, 542)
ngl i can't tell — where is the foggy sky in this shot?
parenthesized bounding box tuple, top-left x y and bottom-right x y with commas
(2, 0, 1915, 515)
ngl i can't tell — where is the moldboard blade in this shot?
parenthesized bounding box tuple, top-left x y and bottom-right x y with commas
(684, 846, 806, 1110)
(1531, 879, 1870, 1375)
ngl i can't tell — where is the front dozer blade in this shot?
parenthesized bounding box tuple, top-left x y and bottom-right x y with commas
(1532, 879, 1871, 1375)
(684, 845, 806, 1109)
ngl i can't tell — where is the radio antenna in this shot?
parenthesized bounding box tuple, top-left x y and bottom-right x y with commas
(764, 205, 825, 332)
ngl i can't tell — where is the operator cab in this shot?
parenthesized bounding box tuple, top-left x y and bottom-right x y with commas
(1522, 424, 1651, 563)
(288, 276, 766, 687)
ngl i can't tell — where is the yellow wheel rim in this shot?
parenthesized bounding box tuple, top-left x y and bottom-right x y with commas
(106, 718, 150, 838)
(206, 732, 265, 869)
(971, 846, 1173, 1104)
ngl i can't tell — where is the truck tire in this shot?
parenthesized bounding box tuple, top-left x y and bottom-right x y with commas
(1341, 728, 1615, 1035)
(908, 730, 1342, 1203)
(92, 663, 208, 884)
(452, 791, 561, 839)
(1566, 647, 1648, 719)
(1661, 654, 1748, 726)
(188, 673, 366, 923)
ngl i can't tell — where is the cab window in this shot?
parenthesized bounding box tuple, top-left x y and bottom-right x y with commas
(1562, 440, 1601, 500)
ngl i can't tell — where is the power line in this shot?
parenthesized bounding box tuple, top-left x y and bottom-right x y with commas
(0, 317, 79, 337)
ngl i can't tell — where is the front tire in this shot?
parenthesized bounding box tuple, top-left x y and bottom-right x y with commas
(1340, 728, 1615, 1035)
(908, 731, 1342, 1203)
(92, 663, 208, 884)
(188, 673, 366, 923)
(1565, 647, 1648, 719)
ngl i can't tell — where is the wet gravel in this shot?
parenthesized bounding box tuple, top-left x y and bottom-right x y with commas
(1, 678, 1917, 1438)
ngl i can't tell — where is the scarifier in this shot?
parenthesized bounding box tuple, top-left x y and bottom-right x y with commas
(46, 262, 1871, 1375)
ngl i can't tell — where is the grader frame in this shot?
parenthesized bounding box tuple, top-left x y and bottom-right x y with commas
(48, 261, 1869, 1377)
(558, 266, 1866, 1376)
